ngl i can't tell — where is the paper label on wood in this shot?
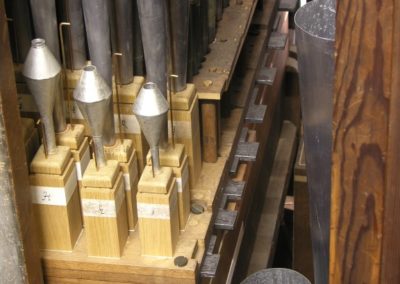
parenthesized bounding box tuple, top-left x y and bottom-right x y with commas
(168, 120, 191, 139)
(114, 114, 140, 134)
(137, 186, 178, 220)
(75, 146, 91, 181)
(176, 164, 189, 193)
(30, 168, 77, 206)
(82, 185, 125, 218)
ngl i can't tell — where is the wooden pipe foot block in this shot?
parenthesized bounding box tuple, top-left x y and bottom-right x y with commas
(146, 143, 185, 168)
(112, 76, 145, 103)
(147, 152, 191, 231)
(120, 150, 139, 231)
(104, 139, 133, 163)
(29, 159, 83, 251)
(170, 83, 196, 110)
(137, 172, 179, 257)
(138, 166, 174, 194)
(81, 174, 128, 258)
(56, 124, 85, 150)
(30, 145, 71, 175)
(82, 160, 120, 188)
(169, 91, 202, 188)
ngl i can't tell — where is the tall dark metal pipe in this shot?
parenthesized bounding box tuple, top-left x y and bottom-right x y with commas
(62, 0, 87, 70)
(201, 0, 209, 56)
(81, 0, 112, 88)
(133, 1, 145, 76)
(29, 0, 61, 61)
(6, 0, 33, 63)
(193, 0, 202, 71)
(208, 0, 216, 44)
(187, 0, 196, 82)
(168, 0, 189, 92)
(216, 0, 223, 21)
(137, 0, 168, 98)
(114, 0, 134, 85)
(295, 1, 335, 283)
(82, 0, 115, 146)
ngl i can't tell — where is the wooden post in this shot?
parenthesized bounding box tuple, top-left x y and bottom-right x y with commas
(0, 1, 43, 282)
(201, 100, 218, 162)
(331, 0, 400, 283)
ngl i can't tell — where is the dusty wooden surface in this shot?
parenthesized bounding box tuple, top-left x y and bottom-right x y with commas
(0, 1, 43, 282)
(331, 0, 400, 283)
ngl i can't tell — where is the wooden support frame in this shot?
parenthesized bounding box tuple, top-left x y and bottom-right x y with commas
(331, 0, 400, 282)
(0, 1, 43, 282)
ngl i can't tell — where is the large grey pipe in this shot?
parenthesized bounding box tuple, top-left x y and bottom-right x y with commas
(114, 0, 134, 85)
(137, 0, 168, 98)
(30, 0, 61, 61)
(133, 1, 145, 76)
(82, 0, 112, 88)
(295, 1, 335, 283)
(81, 0, 115, 146)
(62, 0, 87, 70)
(7, 0, 33, 63)
(168, 0, 189, 92)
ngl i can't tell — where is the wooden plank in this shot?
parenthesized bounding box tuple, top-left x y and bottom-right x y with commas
(246, 121, 297, 274)
(0, 1, 43, 282)
(331, 0, 400, 283)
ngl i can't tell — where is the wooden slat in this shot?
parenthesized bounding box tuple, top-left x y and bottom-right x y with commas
(331, 0, 400, 282)
(246, 121, 297, 274)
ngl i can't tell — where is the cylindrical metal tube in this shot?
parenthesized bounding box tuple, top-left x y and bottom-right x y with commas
(208, 0, 216, 43)
(216, 0, 223, 21)
(92, 136, 107, 168)
(133, 1, 145, 76)
(187, 0, 196, 81)
(223, 0, 229, 8)
(150, 146, 162, 174)
(114, 0, 134, 85)
(30, 0, 61, 61)
(137, 0, 168, 97)
(193, 0, 202, 71)
(294, 1, 335, 283)
(82, 0, 112, 88)
(102, 97, 116, 146)
(62, 0, 87, 70)
(168, 0, 189, 92)
(7, 0, 33, 63)
(201, 0, 209, 55)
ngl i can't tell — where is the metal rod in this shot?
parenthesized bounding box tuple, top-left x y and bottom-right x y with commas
(114, 0, 134, 85)
(59, 22, 74, 130)
(168, 75, 179, 149)
(112, 52, 124, 144)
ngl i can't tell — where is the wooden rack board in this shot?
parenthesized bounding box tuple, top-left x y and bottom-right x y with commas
(193, 0, 259, 163)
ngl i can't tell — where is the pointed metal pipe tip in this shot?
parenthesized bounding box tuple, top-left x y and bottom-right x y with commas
(74, 64, 114, 166)
(23, 39, 62, 154)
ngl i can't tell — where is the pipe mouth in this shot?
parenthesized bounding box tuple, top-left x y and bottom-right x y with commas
(84, 65, 96, 72)
(143, 82, 157, 90)
(31, 38, 46, 48)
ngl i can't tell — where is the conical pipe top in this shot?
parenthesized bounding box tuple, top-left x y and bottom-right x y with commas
(23, 38, 62, 155)
(73, 65, 112, 168)
(133, 82, 169, 174)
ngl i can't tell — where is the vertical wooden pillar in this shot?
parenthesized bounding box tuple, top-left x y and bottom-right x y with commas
(201, 100, 219, 162)
(0, 1, 43, 282)
(331, 0, 400, 283)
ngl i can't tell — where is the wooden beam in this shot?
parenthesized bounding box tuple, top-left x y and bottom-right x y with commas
(0, 1, 43, 282)
(331, 0, 400, 282)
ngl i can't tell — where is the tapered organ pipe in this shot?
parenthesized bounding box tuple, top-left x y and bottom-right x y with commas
(82, 0, 115, 146)
(62, 0, 87, 70)
(30, 0, 61, 61)
(82, 0, 112, 88)
(137, 0, 168, 98)
(208, 0, 216, 43)
(114, 0, 134, 85)
(168, 0, 189, 92)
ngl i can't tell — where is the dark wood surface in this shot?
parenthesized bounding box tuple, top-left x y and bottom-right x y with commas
(0, 1, 43, 282)
(331, 0, 400, 282)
